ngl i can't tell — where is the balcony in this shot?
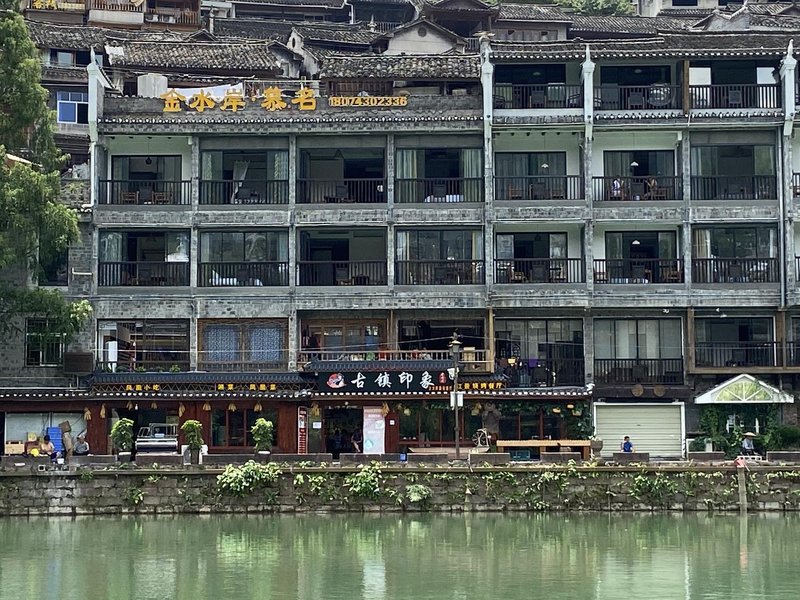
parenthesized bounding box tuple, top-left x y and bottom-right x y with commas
(595, 84, 682, 111)
(493, 84, 583, 109)
(695, 342, 779, 368)
(145, 6, 199, 26)
(593, 358, 684, 385)
(89, 0, 144, 25)
(689, 84, 780, 110)
(298, 349, 453, 363)
(98, 180, 191, 206)
(593, 176, 682, 202)
(692, 258, 778, 284)
(395, 260, 484, 285)
(297, 261, 387, 286)
(394, 177, 483, 204)
(495, 258, 584, 284)
(594, 259, 684, 284)
(98, 261, 189, 286)
(197, 350, 287, 372)
(690, 175, 777, 201)
(97, 355, 191, 373)
(495, 175, 584, 202)
(200, 262, 289, 287)
(199, 180, 288, 205)
(502, 358, 585, 388)
(296, 178, 386, 204)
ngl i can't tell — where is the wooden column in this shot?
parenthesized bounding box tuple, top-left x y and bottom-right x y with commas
(385, 410, 400, 453)
(86, 410, 108, 455)
(277, 402, 298, 453)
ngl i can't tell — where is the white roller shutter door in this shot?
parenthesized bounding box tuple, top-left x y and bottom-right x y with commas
(594, 403, 684, 459)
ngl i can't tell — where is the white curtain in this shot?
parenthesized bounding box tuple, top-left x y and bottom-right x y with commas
(692, 229, 711, 258)
(461, 149, 481, 202)
(396, 149, 419, 203)
(231, 160, 250, 202)
(100, 232, 122, 262)
(396, 230, 409, 261)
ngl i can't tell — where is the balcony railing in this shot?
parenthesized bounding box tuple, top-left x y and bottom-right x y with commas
(495, 258, 584, 284)
(787, 341, 800, 367)
(199, 180, 289, 205)
(296, 178, 386, 204)
(593, 176, 682, 201)
(98, 180, 191, 206)
(493, 83, 583, 109)
(595, 84, 682, 110)
(495, 175, 584, 201)
(200, 262, 289, 287)
(90, 0, 142, 11)
(97, 353, 190, 373)
(297, 261, 387, 286)
(395, 178, 483, 203)
(98, 261, 189, 286)
(594, 259, 684, 284)
(690, 175, 777, 200)
(395, 260, 484, 285)
(501, 358, 585, 388)
(298, 349, 453, 363)
(695, 342, 779, 368)
(594, 358, 684, 384)
(145, 7, 199, 25)
(689, 84, 780, 110)
(692, 257, 778, 284)
(197, 350, 287, 372)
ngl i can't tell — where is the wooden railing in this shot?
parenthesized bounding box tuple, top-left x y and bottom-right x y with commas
(493, 83, 583, 109)
(197, 351, 287, 372)
(298, 349, 453, 363)
(695, 342, 779, 368)
(297, 261, 387, 286)
(395, 260, 484, 285)
(296, 178, 386, 204)
(692, 257, 778, 284)
(90, 0, 143, 11)
(495, 258, 584, 284)
(199, 262, 289, 287)
(98, 261, 189, 286)
(594, 358, 684, 384)
(98, 180, 191, 205)
(689, 84, 781, 110)
(494, 175, 584, 201)
(593, 176, 682, 201)
(199, 180, 289, 205)
(395, 177, 483, 203)
(97, 354, 190, 372)
(690, 175, 777, 200)
(595, 84, 682, 110)
(145, 7, 199, 25)
(594, 259, 684, 284)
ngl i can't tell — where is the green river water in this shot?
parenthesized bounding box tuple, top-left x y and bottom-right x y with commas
(1, 513, 798, 600)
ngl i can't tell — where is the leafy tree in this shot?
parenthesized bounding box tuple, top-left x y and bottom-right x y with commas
(0, 5, 89, 340)
(556, 0, 634, 16)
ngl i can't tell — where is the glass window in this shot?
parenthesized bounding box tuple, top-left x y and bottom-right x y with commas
(56, 91, 88, 124)
(200, 320, 287, 369)
(200, 231, 288, 262)
(26, 319, 65, 367)
(594, 319, 682, 359)
(397, 229, 482, 261)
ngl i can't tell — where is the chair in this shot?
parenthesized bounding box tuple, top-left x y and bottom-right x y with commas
(531, 264, 549, 283)
(728, 262, 743, 282)
(627, 91, 645, 109)
(529, 182, 547, 200)
(663, 265, 682, 283)
(432, 183, 447, 198)
(631, 264, 647, 282)
(727, 89, 743, 108)
(335, 184, 349, 200)
(152, 192, 170, 205)
(335, 267, 350, 285)
(631, 363, 648, 382)
(506, 183, 524, 200)
(121, 191, 138, 205)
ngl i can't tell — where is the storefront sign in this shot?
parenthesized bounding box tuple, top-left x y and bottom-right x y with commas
(297, 406, 308, 454)
(114, 382, 282, 392)
(320, 371, 504, 393)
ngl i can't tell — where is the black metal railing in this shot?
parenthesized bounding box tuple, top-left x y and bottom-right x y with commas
(98, 261, 189, 286)
(98, 180, 191, 206)
(493, 83, 583, 109)
(297, 261, 387, 286)
(593, 176, 683, 201)
(200, 262, 289, 287)
(296, 178, 386, 204)
(395, 177, 483, 203)
(395, 260, 484, 285)
(495, 258, 584, 284)
(495, 175, 584, 201)
(787, 341, 800, 367)
(199, 180, 289, 205)
(690, 175, 777, 200)
(689, 84, 781, 110)
(695, 342, 779, 368)
(594, 259, 684, 284)
(197, 350, 288, 372)
(593, 358, 684, 384)
(692, 257, 778, 284)
(96, 352, 190, 373)
(500, 358, 585, 387)
(595, 84, 682, 110)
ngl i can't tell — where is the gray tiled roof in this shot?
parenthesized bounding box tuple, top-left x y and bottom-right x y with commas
(569, 15, 690, 34)
(320, 53, 480, 79)
(106, 40, 281, 73)
(213, 18, 297, 42)
(497, 3, 571, 22)
(26, 20, 185, 51)
(293, 23, 383, 44)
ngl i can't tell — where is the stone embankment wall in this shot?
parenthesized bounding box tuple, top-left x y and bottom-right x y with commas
(5, 463, 800, 516)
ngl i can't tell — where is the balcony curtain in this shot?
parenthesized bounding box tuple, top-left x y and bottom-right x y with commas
(111, 158, 130, 181)
(460, 149, 481, 201)
(496, 154, 527, 200)
(270, 151, 289, 180)
(603, 151, 631, 178)
(249, 325, 282, 364)
(396, 149, 419, 203)
(99, 232, 122, 262)
(231, 161, 249, 202)
(159, 156, 180, 182)
(692, 229, 712, 258)
(396, 230, 409, 261)
(204, 325, 238, 362)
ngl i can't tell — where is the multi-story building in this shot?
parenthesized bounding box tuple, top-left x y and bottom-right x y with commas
(6, 1, 800, 459)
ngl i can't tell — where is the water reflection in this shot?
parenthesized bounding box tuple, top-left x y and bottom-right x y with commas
(1, 514, 800, 600)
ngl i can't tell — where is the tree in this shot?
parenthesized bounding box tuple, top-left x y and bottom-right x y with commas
(0, 6, 89, 340)
(556, 0, 634, 16)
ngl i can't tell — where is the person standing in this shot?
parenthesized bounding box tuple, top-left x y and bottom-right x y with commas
(351, 429, 363, 453)
(621, 436, 634, 453)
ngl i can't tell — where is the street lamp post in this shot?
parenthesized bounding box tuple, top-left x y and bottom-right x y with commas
(449, 332, 463, 460)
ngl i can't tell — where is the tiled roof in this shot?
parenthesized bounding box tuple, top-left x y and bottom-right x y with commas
(26, 20, 186, 51)
(569, 15, 690, 34)
(231, 0, 344, 6)
(320, 53, 480, 79)
(497, 3, 571, 22)
(722, 2, 794, 15)
(106, 40, 281, 73)
(750, 14, 800, 29)
(293, 23, 382, 44)
(657, 8, 715, 18)
(213, 18, 297, 42)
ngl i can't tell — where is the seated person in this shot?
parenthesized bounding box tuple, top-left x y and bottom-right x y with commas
(644, 176, 658, 199)
(741, 432, 757, 456)
(74, 434, 90, 456)
(620, 436, 634, 453)
(39, 435, 57, 461)
(610, 177, 624, 199)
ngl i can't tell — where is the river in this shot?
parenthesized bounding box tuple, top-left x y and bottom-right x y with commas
(1, 513, 798, 599)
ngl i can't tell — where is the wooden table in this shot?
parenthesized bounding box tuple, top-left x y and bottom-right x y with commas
(496, 439, 591, 460)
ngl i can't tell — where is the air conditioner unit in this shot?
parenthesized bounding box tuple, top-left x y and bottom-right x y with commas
(63, 351, 95, 376)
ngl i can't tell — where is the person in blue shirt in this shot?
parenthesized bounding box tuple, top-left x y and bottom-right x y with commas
(621, 436, 634, 453)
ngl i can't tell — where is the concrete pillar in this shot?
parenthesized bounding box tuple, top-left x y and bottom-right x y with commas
(288, 134, 297, 289)
(386, 133, 395, 288)
(681, 131, 692, 289)
(582, 313, 594, 385)
(288, 309, 298, 371)
(480, 36, 495, 288)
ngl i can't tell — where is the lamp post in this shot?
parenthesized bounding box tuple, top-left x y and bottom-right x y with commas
(449, 332, 463, 459)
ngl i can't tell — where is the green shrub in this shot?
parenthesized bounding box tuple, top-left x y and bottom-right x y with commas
(688, 438, 707, 452)
(217, 461, 282, 497)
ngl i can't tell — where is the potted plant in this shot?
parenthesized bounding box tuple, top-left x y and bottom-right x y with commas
(251, 418, 274, 458)
(110, 418, 134, 461)
(180, 419, 204, 465)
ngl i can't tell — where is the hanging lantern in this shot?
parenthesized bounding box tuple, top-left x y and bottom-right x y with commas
(551, 407, 562, 414)
(150, 401, 158, 410)
(227, 402, 237, 412)
(254, 401, 263, 413)
(126, 401, 134, 410)
(178, 403, 185, 418)
(403, 408, 412, 416)
(566, 404, 575, 410)
(99, 404, 107, 419)
(83, 407, 92, 421)
(202, 402, 211, 412)
(381, 402, 390, 417)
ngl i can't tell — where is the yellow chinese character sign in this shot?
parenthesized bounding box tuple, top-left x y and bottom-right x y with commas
(160, 89, 187, 113)
(188, 90, 216, 112)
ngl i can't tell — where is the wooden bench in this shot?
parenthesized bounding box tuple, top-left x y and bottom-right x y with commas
(496, 439, 591, 460)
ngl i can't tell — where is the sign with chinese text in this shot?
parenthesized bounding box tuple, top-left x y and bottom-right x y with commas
(111, 382, 283, 393)
(362, 407, 385, 455)
(319, 371, 504, 393)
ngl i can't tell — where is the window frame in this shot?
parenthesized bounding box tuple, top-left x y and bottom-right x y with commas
(25, 319, 66, 367)
(56, 91, 89, 125)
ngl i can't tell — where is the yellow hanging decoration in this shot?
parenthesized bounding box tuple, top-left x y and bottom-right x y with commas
(381, 402, 390, 417)
(178, 403, 186, 418)
(202, 402, 212, 412)
(150, 401, 158, 410)
(83, 407, 92, 421)
(253, 402, 263, 413)
(228, 402, 237, 412)
(99, 404, 107, 418)
(126, 401, 134, 410)
(310, 402, 320, 417)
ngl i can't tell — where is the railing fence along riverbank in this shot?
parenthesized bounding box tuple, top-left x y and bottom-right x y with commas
(1, 461, 799, 515)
